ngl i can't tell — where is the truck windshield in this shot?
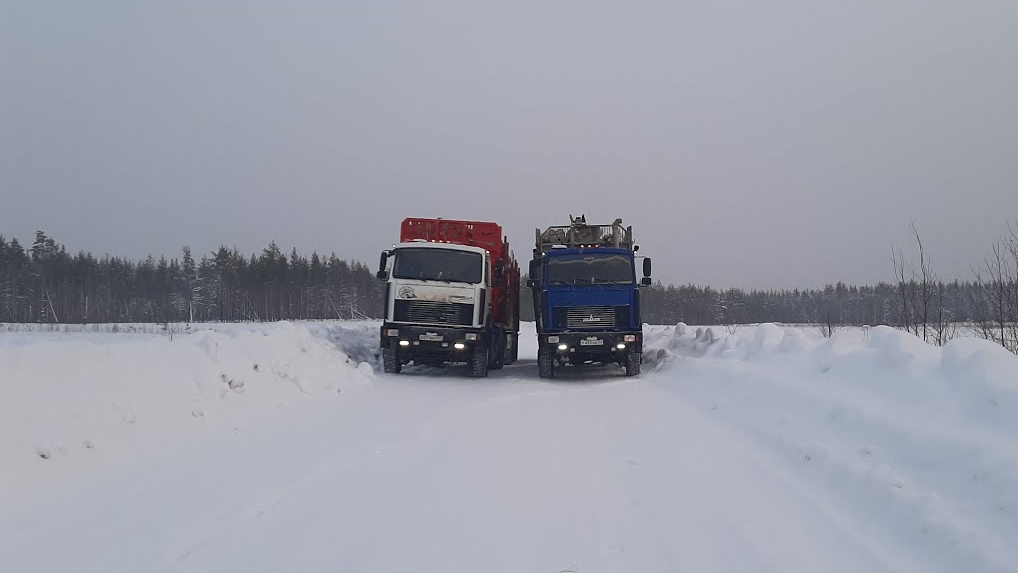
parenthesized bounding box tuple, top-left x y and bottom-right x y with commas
(392, 248, 483, 284)
(546, 254, 634, 285)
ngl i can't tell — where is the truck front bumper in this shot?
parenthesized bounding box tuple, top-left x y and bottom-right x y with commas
(539, 331, 643, 355)
(380, 323, 486, 355)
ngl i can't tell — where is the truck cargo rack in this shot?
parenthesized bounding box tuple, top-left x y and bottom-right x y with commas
(535, 214, 634, 253)
(401, 217, 511, 262)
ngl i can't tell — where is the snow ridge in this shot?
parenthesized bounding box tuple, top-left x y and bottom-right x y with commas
(643, 322, 1018, 573)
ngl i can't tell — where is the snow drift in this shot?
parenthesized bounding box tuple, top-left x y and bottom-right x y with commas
(642, 322, 1018, 573)
(0, 321, 375, 504)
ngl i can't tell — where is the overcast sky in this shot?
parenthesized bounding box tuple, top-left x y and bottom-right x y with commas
(2, 1, 1016, 289)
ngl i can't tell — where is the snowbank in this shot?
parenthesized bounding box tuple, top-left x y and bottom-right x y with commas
(643, 322, 1018, 572)
(0, 321, 376, 503)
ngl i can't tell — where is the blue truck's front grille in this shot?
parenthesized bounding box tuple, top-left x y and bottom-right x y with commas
(552, 305, 630, 329)
(566, 305, 615, 328)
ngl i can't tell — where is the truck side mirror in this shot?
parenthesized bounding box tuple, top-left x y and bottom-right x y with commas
(527, 278, 538, 288)
(642, 257, 652, 278)
(494, 259, 505, 278)
(641, 277, 652, 286)
(376, 251, 389, 280)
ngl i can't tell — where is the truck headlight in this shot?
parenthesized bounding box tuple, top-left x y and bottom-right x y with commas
(465, 333, 477, 341)
(454, 343, 466, 350)
(624, 334, 637, 342)
(399, 340, 410, 347)
(548, 335, 559, 343)
(557, 344, 568, 351)
(387, 329, 400, 336)
(616, 343, 626, 349)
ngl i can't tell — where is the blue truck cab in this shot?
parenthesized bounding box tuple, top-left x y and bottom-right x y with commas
(528, 215, 652, 378)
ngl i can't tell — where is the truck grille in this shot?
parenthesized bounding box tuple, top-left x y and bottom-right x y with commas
(394, 300, 473, 326)
(565, 306, 617, 329)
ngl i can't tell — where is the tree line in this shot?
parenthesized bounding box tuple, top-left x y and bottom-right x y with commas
(627, 220, 1017, 354)
(0, 231, 383, 324)
(519, 276, 980, 330)
(2, 223, 1015, 354)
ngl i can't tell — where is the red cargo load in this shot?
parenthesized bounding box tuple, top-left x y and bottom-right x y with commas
(400, 218, 507, 262)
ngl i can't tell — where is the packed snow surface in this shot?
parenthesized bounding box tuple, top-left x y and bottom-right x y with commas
(1, 320, 1016, 573)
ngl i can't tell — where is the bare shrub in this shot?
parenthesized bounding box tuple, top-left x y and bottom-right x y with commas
(892, 223, 955, 346)
(971, 220, 1018, 354)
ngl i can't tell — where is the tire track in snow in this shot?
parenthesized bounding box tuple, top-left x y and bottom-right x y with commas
(592, 378, 909, 573)
(234, 372, 908, 573)
(154, 374, 574, 572)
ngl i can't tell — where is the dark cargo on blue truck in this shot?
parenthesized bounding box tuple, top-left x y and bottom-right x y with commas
(528, 215, 652, 378)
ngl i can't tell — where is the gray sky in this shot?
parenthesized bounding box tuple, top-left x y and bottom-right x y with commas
(2, 1, 1016, 290)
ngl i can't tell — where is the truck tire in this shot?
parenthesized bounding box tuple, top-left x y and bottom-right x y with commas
(489, 327, 505, 370)
(502, 332, 513, 366)
(624, 351, 641, 377)
(538, 346, 554, 378)
(471, 340, 489, 378)
(509, 332, 519, 364)
(382, 346, 402, 374)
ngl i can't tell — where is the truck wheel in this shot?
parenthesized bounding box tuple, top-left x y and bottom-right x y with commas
(624, 351, 641, 377)
(489, 327, 505, 370)
(502, 333, 513, 366)
(538, 346, 554, 378)
(471, 341, 489, 378)
(382, 346, 402, 374)
(489, 338, 504, 370)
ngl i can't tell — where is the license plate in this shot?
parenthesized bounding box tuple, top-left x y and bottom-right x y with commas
(580, 338, 604, 346)
(419, 334, 443, 342)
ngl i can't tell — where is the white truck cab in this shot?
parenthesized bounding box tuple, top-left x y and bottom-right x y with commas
(380, 241, 491, 329)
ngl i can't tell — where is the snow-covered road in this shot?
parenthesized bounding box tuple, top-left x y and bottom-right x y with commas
(2, 322, 1016, 572)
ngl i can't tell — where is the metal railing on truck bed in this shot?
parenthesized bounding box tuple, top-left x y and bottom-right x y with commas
(535, 215, 634, 253)
(401, 218, 509, 261)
